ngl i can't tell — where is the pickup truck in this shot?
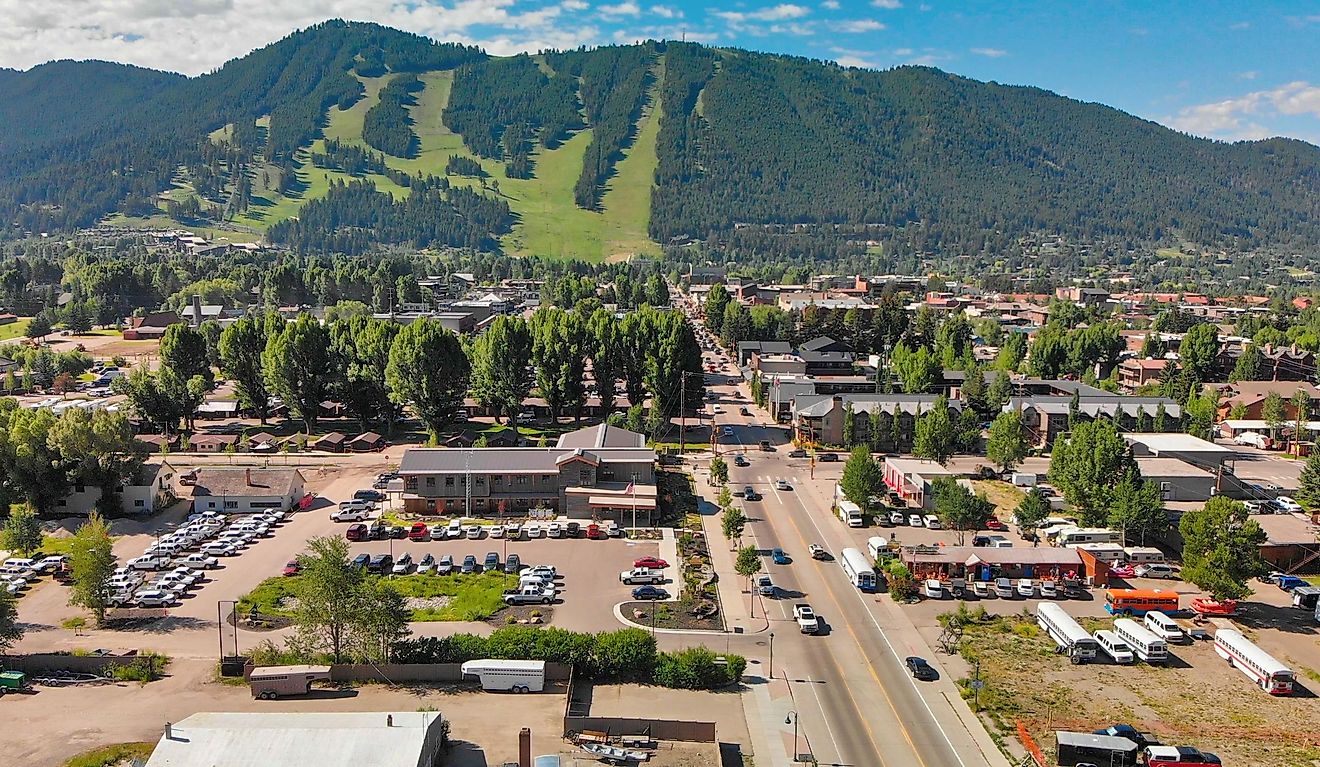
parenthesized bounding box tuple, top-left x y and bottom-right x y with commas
(502, 585, 556, 605)
(619, 567, 666, 585)
(793, 603, 819, 634)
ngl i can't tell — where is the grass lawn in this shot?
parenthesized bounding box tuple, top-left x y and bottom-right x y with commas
(62, 742, 155, 767)
(36, 534, 116, 557)
(0, 318, 31, 341)
(971, 480, 1025, 518)
(239, 571, 513, 622)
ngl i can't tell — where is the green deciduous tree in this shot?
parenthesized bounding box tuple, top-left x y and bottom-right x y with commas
(931, 476, 994, 545)
(68, 512, 116, 625)
(1048, 419, 1135, 526)
(264, 314, 333, 432)
(1179, 497, 1267, 601)
(531, 309, 590, 422)
(709, 456, 728, 486)
(734, 545, 762, 584)
(891, 343, 938, 394)
(721, 505, 746, 544)
(218, 315, 273, 423)
(331, 316, 401, 431)
(1297, 451, 1320, 509)
(294, 536, 366, 663)
(1262, 390, 1287, 441)
(159, 323, 213, 387)
(1013, 487, 1052, 533)
(913, 395, 956, 465)
(0, 587, 20, 651)
(1106, 472, 1167, 546)
(1229, 344, 1261, 383)
(470, 315, 533, 425)
(385, 318, 470, 443)
(840, 446, 882, 511)
(985, 411, 1027, 473)
(2, 506, 42, 556)
(703, 285, 731, 333)
(588, 308, 622, 413)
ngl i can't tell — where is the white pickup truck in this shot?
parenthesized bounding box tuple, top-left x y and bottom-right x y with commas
(793, 603, 819, 634)
(619, 567, 666, 585)
(502, 585, 556, 605)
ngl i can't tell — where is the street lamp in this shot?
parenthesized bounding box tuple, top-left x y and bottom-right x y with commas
(785, 710, 799, 762)
(768, 631, 775, 681)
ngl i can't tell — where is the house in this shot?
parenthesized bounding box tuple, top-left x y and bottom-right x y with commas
(1259, 344, 1317, 381)
(144, 711, 447, 767)
(1117, 358, 1174, 392)
(347, 432, 386, 452)
(1006, 394, 1181, 448)
(399, 424, 656, 523)
(1214, 380, 1320, 421)
(443, 427, 524, 448)
(189, 433, 240, 453)
(312, 432, 346, 452)
(1134, 457, 1217, 502)
(793, 394, 963, 450)
(122, 311, 182, 340)
(685, 266, 726, 286)
(56, 461, 179, 515)
(186, 468, 306, 513)
(247, 432, 283, 453)
(883, 457, 958, 510)
(318, 401, 347, 419)
(134, 433, 180, 453)
(196, 400, 240, 419)
(737, 340, 793, 366)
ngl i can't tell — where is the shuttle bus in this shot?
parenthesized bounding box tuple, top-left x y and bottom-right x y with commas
(866, 536, 888, 561)
(1103, 588, 1179, 616)
(839, 547, 876, 591)
(1036, 602, 1098, 663)
(1112, 618, 1169, 664)
(460, 659, 546, 693)
(836, 499, 863, 528)
(1213, 629, 1294, 695)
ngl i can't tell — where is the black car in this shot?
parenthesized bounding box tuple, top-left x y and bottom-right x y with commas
(503, 554, 522, 574)
(354, 489, 386, 502)
(484, 552, 501, 572)
(367, 553, 394, 574)
(734, 454, 749, 467)
(632, 585, 669, 600)
(565, 522, 580, 538)
(905, 656, 937, 681)
(818, 452, 838, 462)
(350, 553, 371, 570)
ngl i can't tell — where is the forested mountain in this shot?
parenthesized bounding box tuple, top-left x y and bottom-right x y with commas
(1, 21, 1318, 259)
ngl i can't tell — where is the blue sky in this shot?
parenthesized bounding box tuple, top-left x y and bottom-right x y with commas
(2, 0, 1319, 143)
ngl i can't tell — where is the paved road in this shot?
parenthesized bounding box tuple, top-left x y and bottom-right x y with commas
(692, 329, 990, 767)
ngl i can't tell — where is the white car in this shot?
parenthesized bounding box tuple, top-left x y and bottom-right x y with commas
(167, 567, 203, 586)
(525, 524, 543, 539)
(923, 515, 942, 529)
(775, 479, 792, 491)
(489, 525, 505, 539)
(1016, 578, 1035, 598)
(152, 573, 193, 592)
(465, 524, 482, 539)
(504, 523, 521, 539)
(134, 589, 178, 608)
(32, 555, 68, 573)
(447, 519, 463, 537)
(127, 555, 170, 571)
(177, 553, 219, 570)
(526, 565, 557, 581)
(1274, 495, 1303, 513)
(391, 553, 414, 575)
(908, 514, 923, 527)
(331, 508, 369, 522)
(1134, 563, 1178, 579)
(547, 522, 564, 538)
(107, 589, 136, 607)
(201, 542, 238, 557)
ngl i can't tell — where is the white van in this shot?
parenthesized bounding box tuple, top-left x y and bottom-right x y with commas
(994, 577, 1014, 598)
(923, 515, 942, 529)
(2, 558, 35, 572)
(1093, 629, 1135, 664)
(1143, 611, 1186, 643)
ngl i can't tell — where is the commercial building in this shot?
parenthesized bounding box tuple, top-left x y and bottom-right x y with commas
(1212, 380, 1320, 421)
(185, 468, 307, 514)
(1133, 457, 1216, 502)
(144, 711, 447, 767)
(399, 424, 657, 523)
(1006, 394, 1181, 448)
(793, 394, 963, 450)
(1122, 432, 1235, 469)
(899, 545, 1088, 582)
(883, 457, 958, 510)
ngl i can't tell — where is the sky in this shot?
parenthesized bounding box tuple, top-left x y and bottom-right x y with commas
(1, 0, 1319, 144)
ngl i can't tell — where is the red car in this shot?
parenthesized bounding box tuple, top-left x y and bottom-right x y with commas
(633, 556, 669, 570)
(345, 523, 368, 541)
(408, 522, 429, 541)
(985, 518, 1007, 532)
(282, 560, 301, 577)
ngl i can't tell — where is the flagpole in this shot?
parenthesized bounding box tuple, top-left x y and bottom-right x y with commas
(630, 471, 638, 533)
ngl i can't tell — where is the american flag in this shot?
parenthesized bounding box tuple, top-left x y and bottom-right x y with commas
(624, 481, 635, 494)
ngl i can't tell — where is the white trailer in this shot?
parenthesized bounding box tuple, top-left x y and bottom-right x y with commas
(1036, 602, 1098, 663)
(460, 659, 546, 693)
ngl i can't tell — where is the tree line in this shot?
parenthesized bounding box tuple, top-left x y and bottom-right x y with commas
(362, 74, 423, 158)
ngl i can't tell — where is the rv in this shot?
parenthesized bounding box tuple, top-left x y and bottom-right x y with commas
(1073, 542, 1125, 562)
(1112, 618, 1169, 664)
(1054, 731, 1140, 767)
(248, 665, 332, 699)
(840, 547, 876, 591)
(1121, 547, 1165, 564)
(1214, 629, 1294, 695)
(1054, 527, 1121, 547)
(1036, 602, 1099, 663)
(461, 659, 547, 693)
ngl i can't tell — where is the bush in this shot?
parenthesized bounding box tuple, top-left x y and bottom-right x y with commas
(593, 628, 657, 681)
(110, 651, 170, 683)
(887, 562, 917, 601)
(654, 646, 738, 690)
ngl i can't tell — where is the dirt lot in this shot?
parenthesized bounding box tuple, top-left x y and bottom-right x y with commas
(938, 605, 1320, 767)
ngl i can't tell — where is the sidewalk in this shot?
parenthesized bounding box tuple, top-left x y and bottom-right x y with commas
(693, 469, 770, 636)
(740, 675, 802, 767)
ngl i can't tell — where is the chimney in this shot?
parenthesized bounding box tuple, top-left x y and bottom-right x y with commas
(191, 294, 202, 327)
(245, 468, 252, 486)
(165, 722, 173, 740)
(519, 728, 531, 767)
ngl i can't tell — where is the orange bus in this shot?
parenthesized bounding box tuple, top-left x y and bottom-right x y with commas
(1104, 588, 1179, 616)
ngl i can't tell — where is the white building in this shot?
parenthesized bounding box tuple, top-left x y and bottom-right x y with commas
(186, 467, 306, 513)
(55, 461, 179, 515)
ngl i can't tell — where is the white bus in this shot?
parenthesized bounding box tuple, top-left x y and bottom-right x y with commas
(1213, 629, 1294, 695)
(837, 499, 863, 528)
(839, 548, 876, 591)
(1054, 527, 1121, 547)
(866, 536, 888, 561)
(1113, 618, 1169, 664)
(1035, 602, 1098, 663)
(460, 659, 546, 693)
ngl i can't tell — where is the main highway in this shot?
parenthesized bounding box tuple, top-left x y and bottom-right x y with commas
(682, 301, 996, 767)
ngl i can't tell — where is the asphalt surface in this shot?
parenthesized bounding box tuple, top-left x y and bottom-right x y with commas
(692, 328, 988, 767)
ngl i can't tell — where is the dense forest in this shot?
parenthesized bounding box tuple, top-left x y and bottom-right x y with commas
(2, 23, 1320, 258)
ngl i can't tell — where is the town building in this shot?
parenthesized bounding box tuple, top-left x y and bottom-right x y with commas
(399, 424, 657, 523)
(1212, 380, 1320, 421)
(883, 457, 958, 510)
(793, 394, 963, 451)
(122, 311, 182, 340)
(1117, 358, 1174, 392)
(1122, 432, 1235, 469)
(184, 468, 307, 513)
(1133, 457, 1217, 502)
(144, 711, 446, 767)
(56, 461, 179, 515)
(1006, 393, 1181, 448)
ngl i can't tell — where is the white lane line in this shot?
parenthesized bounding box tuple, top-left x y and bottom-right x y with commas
(794, 492, 970, 767)
(803, 673, 844, 764)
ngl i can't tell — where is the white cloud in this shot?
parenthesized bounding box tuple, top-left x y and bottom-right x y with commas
(892, 47, 913, 56)
(1237, 70, 1259, 81)
(1229, 21, 1249, 30)
(1164, 81, 1320, 141)
(820, 0, 840, 8)
(598, 1, 640, 16)
(871, 0, 902, 8)
(970, 47, 1006, 57)
(649, 4, 681, 18)
(835, 54, 875, 68)
(716, 4, 811, 23)
(835, 19, 885, 33)
(561, 0, 589, 10)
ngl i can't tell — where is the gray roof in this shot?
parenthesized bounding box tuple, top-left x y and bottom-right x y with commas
(795, 394, 961, 418)
(738, 340, 793, 355)
(798, 350, 854, 364)
(400, 446, 654, 475)
(555, 423, 645, 449)
(190, 468, 303, 498)
(1008, 395, 1181, 419)
(799, 336, 839, 352)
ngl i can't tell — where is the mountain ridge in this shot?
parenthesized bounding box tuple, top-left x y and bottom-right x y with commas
(0, 20, 1317, 260)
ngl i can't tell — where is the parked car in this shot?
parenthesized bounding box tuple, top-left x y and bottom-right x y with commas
(354, 489, 386, 502)
(905, 656, 937, 681)
(178, 553, 219, 570)
(771, 547, 790, 565)
(775, 479, 792, 491)
(331, 507, 369, 522)
(489, 525, 505, 539)
(1016, 578, 1035, 597)
(391, 553, 414, 575)
(461, 555, 478, 574)
(1134, 563, 1178, 580)
(282, 560, 301, 577)
(633, 557, 669, 569)
(1274, 495, 1303, 513)
(504, 554, 522, 574)
(134, 589, 178, 608)
(526, 565, 557, 581)
(437, 555, 454, 575)
(465, 524, 482, 539)
(818, 452, 838, 462)
(417, 554, 436, 574)
(1275, 574, 1308, 590)
(351, 553, 371, 570)
(408, 522, 429, 541)
(908, 514, 923, 527)
(1039, 581, 1058, 598)
(367, 554, 394, 574)
(483, 552, 501, 572)
(345, 523, 369, 542)
(985, 518, 1008, 532)
(788, 448, 807, 458)
(631, 585, 669, 600)
(446, 519, 463, 538)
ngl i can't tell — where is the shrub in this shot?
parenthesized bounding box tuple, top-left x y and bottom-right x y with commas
(653, 646, 739, 690)
(593, 628, 657, 682)
(887, 562, 917, 601)
(110, 651, 170, 683)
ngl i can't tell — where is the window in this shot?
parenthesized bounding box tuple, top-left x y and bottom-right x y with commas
(224, 501, 238, 509)
(57, 500, 67, 507)
(493, 476, 503, 486)
(207, 501, 217, 509)
(405, 477, 418, 491)
(579, 469, 591, 485)
(426, 477, 436, 488)
(444, 477, 454, 488)
(475, 476, 486, 487)
(75, 484, 85, 493)
(134, 499, 145, 507)
(516, 475, 528, 485)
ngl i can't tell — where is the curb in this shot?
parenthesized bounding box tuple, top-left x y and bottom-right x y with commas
(611, 602, 769, 636)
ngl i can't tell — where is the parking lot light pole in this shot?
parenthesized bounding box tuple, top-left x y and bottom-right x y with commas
(785, 711, 799, 762)
(768, 632, 774, 680)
